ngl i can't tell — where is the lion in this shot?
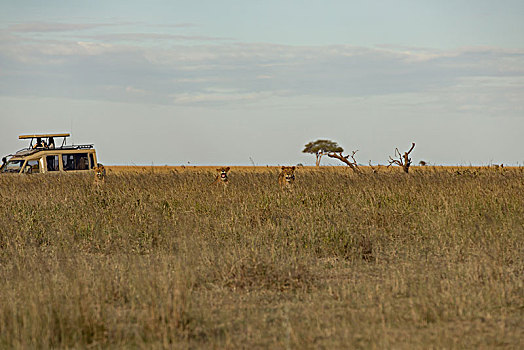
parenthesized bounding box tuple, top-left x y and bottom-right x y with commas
(212, 167, 230, 186)
(278, 166, 295, 189)
(93, 163, 106, 185)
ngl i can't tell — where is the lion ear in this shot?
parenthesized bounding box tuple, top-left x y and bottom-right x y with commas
(216, 168, 220, 171)
(281, 166, 286, 170)
(291, 166, 296, 170)
(226, 167, 230, 171)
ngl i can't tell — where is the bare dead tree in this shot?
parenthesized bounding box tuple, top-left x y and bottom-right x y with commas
(368, 160, 379, 174)
(327, 150, 361, 173)
(387, 142, 415, 173)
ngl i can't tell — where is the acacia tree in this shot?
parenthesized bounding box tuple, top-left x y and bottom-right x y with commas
(303, 139, 343, 166)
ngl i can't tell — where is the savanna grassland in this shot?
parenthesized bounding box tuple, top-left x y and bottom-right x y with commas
(0, 167, 522, 349)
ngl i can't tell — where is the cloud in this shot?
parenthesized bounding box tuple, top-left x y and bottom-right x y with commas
(5, 21, 196, 34)
(7, 22, 116, 33)
(1, 26, 523, 108)
(79, 33, 231, 43)
(172, 90, 275, 104)
(125, 86, 148, 95)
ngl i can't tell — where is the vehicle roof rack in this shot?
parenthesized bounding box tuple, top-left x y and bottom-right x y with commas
(19, 133, 70, 139)
(62, 144, 94, 150)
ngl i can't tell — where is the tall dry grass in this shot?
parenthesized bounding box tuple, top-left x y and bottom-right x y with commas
(0, 167, 522, 348)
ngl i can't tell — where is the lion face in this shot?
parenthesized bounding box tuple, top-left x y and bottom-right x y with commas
(93, 164, 106, 181)
(279, 166, 296, 186)
(216, 167, 230, 182)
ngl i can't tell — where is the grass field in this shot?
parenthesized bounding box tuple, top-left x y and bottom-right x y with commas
(0, 167, 522, 348)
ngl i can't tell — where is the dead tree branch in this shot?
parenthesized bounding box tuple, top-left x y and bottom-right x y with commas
(327, 150, 361, 173)
(368, 160, 379, 174)
(387, 142, 415, 173)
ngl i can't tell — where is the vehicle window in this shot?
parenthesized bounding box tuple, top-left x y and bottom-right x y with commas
(89, 154, 95, 169)
(62, 153, 89, 171)
(46, 155, 60, 171)
(25, 160, 40, 174)
(4, 160, 24, 173)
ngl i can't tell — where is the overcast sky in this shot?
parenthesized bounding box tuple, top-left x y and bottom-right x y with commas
(1, 0, 523, 165)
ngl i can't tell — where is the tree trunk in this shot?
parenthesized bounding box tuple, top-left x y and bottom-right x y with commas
(402, 153, 410, 173)
(316, 153, 322, 167)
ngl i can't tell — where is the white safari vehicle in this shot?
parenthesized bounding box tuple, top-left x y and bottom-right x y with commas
(1, 133, 100, 174)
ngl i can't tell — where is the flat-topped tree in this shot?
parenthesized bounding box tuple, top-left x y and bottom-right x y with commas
(302, 139, 343, 167)
(388, 142, 415, 173)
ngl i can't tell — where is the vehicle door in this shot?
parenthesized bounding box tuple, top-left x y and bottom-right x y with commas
(22, 158, 42, 174)
(45, 155, 61, 172)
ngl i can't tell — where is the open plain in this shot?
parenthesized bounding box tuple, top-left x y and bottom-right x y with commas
(0, 166, 522, 348)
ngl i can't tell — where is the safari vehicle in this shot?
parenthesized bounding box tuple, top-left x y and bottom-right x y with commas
(0, 133, 100, 175)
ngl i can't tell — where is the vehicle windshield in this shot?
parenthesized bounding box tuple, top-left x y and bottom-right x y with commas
(3, 160, 24, 173)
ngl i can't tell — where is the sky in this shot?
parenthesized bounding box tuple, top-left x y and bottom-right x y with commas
(1, 0, 523, 166)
